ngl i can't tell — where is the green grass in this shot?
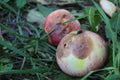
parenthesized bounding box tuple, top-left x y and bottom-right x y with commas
(0, 0, 120, 80)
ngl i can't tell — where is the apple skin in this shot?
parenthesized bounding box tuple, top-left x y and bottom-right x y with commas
(56, 30, 107, 77)
(44, 9, 81, 46)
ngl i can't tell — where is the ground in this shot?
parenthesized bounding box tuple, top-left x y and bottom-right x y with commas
(0, 0, 120, 80)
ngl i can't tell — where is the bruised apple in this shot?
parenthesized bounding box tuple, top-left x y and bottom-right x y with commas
(56, 30, 107, 77)
(44, 9, 81, 46)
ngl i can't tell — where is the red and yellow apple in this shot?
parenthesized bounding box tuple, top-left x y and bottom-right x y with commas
(56, 30, 107, 77)
(44, 9, 81, 46)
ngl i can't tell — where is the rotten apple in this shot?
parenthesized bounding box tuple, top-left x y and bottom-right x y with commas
(44, 9, 81, 46)
(56, 30, 107, 77)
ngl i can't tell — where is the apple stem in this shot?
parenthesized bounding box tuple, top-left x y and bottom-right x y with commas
(77, 30, 83, 34)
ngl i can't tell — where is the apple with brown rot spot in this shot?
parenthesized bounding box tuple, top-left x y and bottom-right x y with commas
(56, 30, 107, 77)
(44, 9, 81, 46)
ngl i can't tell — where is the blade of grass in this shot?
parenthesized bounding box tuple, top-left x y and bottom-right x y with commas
(35, 40, 39, 53)
(30, 57, 41, 80)
(37, 4, 58, 17)
(81, 67, 115, 80)
(26, 23, 40, 38)
(40, 42, 56, 57)
(91, 0, 118, 74)
(0, 23, 38, 40)
(63, 14, 87, 24)
(16, 9, 25, 42)
(0, 2, 17, 15)
(0, 40, 29, 57)
(0, 68, 49, 75)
